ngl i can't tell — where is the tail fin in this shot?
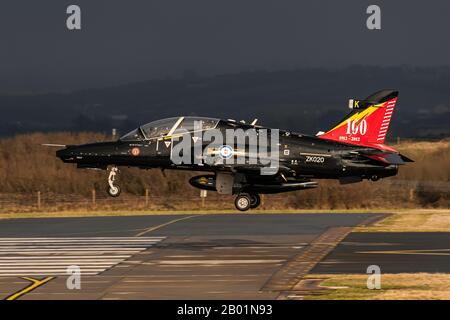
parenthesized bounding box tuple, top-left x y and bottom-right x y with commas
(318, 89, 398, 148)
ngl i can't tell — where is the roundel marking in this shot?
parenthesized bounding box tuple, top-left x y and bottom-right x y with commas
(218, 145, 233, 160)
(131, 147, 140, 156)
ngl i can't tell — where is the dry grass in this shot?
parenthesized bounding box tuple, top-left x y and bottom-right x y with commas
(0, 208, 403, 220)
(392, 138, 450, 153)
(0, 133, 449, 213)
(393, 138, 450, 183)
(306, 273, 450, 300)
(356, 209, 450, 232)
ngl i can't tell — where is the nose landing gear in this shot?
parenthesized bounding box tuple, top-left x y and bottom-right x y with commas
(107, 166, 121, 197)
(234, 193, 261, 211)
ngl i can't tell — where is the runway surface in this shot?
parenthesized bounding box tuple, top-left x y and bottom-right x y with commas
(0, 213, 377, 300)
(313, 232, 450, 274)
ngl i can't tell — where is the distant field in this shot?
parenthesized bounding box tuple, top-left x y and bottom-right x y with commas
(0, 133, 449, 214)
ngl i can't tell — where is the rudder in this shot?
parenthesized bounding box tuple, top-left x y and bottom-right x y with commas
(318, 89, 398, 148)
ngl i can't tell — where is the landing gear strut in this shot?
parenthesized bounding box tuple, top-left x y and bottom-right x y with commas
(234, 193, 261, 211)
(107, 166, 121, 197)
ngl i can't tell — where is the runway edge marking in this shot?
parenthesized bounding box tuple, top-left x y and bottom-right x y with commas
(261, 226, 353, 294)
(4, 276, 55, 300)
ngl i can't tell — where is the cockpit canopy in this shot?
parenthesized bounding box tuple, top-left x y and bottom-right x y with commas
(120, 116, 219, 141)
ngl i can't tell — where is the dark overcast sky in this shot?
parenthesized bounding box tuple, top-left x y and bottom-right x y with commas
(0, 0, 449, 92)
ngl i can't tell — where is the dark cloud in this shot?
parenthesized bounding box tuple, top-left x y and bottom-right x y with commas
(0, 0, 449, 92)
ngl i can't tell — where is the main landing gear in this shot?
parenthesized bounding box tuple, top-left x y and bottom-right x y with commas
(107, 166, 121, 197)
(234, 193, 261, 211)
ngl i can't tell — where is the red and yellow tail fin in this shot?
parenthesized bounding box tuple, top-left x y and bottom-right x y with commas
(318, 90, 398, 149)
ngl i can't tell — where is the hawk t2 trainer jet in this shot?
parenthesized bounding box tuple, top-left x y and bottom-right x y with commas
(55, 89, 412, 211)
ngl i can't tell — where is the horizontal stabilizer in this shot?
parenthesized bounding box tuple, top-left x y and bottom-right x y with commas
(358, 151, 413, 165)
(400, 154, 414, 162)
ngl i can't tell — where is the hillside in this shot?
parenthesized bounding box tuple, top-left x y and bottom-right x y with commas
(1, 66, 450, 139)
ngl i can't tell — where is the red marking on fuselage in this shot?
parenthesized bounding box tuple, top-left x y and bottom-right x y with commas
(131, 147, 140, 156)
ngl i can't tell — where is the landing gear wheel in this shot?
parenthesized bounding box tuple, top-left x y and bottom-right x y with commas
(235, 194, 251, 211)
(249, 193, 261, 209)
(107, 185, 121, 197)
(107, 166, 121, 197)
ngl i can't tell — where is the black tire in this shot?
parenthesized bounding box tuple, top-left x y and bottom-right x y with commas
(235, 194, 251, 211)
(107, 185, 121, 197)
(249, 193, 261, 209)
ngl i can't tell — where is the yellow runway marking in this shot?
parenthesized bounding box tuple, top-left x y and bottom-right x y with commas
(135, 215, 200, 237)
(5, 276, 54, 300)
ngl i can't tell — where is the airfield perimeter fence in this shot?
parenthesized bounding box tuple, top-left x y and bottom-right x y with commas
(0, 179, 449, 213)
(0, 191, 220, 213)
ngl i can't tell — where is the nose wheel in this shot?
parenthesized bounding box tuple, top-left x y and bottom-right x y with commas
(234, 193, 261, 211)
(107, 166, 121, 197)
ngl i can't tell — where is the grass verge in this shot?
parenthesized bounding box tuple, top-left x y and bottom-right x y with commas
(355, 209, 450, 232)
(304, 273, 450, 300)
(0, 208, 448, 220)
(0, 208, 391, 219)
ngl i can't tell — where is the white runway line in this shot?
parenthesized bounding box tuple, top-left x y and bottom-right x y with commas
(0, 237, 165, 240)
(0, 241, 162, 244)
(0, 237, 165, 276)
(0, 256, 130, 259)
(0, 262, 120, 266)
(0, 249, 144, 252)
(0, 245, 159, 249)
(156, 259, 284, 265)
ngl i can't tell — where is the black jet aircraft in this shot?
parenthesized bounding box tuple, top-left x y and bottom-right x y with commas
(55, 89, 412, 211)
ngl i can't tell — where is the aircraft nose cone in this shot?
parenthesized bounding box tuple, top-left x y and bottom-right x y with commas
(56, 148, 65, 158)
(56, 146, 75, 161)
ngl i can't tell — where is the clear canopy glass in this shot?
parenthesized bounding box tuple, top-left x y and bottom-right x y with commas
(119, 128, 145, 141)
(120, 117, 219, 141)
